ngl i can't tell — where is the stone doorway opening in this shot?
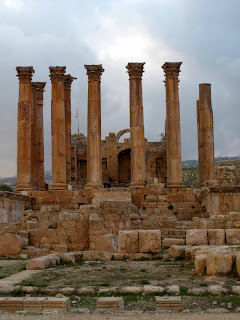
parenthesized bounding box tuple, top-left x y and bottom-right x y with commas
(118, 149, 131, 186)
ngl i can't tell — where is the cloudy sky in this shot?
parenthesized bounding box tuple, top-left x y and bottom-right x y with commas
(0, 0, 240, 177)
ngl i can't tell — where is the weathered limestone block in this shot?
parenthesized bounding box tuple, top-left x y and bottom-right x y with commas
(208, 229, 225, 245)
(94, 234, 118, 252)
(198, 219, 214, 229)
(143, 285, 164, 293)
(0, 233, 24, 257)
(97, 297, 124, 312)
(162, 238, 185, 248)
(138, 230, 161, 253)
(82, 250, 113, 261)
(186, 230, 208, 246)
(43, 297, 70, 311)
(229, 212, 240, 221)
(26, 256, 51, 270)
(118, 230, 139, 253)
(226, 229, 240, 245)
(61, 252, 76, 264)
(195, 254, 208, 274)
(206, 254, 234, 275)
(215, 166, 235, 186)
(169, 245, 186, 259)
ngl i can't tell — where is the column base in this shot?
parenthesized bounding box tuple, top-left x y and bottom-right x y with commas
(129, 181, 146, 189)
(50, 183, 68, 190)
(16, 185, 33, 192)
(85, 183, 102, 190)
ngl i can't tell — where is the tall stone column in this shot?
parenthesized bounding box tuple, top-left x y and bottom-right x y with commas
(31, 82, 46, 190)
(49, 66, 67, 190)
(197, 83, 214, 186)
(64, 74, 77, 185)
(126, 62, 146, 187)
(16, 66, 35, 191)
(84, 65, 104, 188)
(162, 62, 183, 187)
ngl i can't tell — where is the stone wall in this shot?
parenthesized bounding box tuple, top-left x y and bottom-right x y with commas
(0, 191, 33, 223)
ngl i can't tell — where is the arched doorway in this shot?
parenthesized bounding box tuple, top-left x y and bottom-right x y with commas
(118, 149, 131, 186)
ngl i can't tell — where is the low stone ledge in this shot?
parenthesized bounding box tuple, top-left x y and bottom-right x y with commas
(97, 297, 124, 312)
(26, 253, 59, 270)
(155, 296, 182, 312)
(0, 297, 70, 312)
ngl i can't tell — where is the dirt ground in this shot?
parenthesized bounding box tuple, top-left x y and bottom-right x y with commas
(0, 312, 239, 320)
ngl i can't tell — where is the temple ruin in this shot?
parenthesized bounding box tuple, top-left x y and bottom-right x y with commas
(1, 62, 240, 277)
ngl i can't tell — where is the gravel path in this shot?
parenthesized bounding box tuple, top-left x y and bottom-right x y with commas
(0, 313, 239, 320)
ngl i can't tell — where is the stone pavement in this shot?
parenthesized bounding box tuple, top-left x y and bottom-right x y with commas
(0, 270, 41, 292)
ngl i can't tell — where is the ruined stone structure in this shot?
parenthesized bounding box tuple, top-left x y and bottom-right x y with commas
(1, 62, 240, 275)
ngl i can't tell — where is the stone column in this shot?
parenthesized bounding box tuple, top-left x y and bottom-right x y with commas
(31, 82, 46, 190)
(16, 66, 35, 191)
(64, 74, 77, 185)
(49, 66, 67, 190)
(126, 62, 146, 187)
(84, 65, 104, 188)
(197, 84, 214, 185)
(162, 62, 183, 187)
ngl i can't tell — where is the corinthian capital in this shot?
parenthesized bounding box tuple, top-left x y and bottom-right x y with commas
(31, 82, 46, 93)
(64, 74, 77, 90)
(84, 65, 104, 81)
(49, 66, 66, 82)
(16, 66, 35, 82)
(126, 62, 145, 79)
(162, 62, 182, 77)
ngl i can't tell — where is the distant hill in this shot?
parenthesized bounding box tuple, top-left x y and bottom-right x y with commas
(0, 170, 52, 186)
(182, 156, 240, 168)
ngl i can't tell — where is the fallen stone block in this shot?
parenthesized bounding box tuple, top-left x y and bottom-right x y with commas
(0, 233, 24, 257)
(61, 252, 76, 264)
(162, 238, 185, 248)
(59, 287, 76, 295)
(232, 286, 240, 294)
(229, 212, 240, 221)
(186, 229, 208, 246)
(82, 251, 113, 261)
(26, 256, 51, 270)
(207, 285, 228, 295)
(138, 230, 161, 253)
(118, 230, 139, 253)
(195, 254, 208, 274)
(76, 287, 96, 295)
(155, 296, 182, 312)
(169, 245, 186, 259)
(208, 229, 225, 245)
(226, 229, 240, 245)
(166, 285, 180, 295)
(206, 254, 234, 276)
(43, 297, 70, 311)
(143, 285, 164, 293)
(187, 288, 207, 295)
(121, 286, 142, 294)
(97, 297, 124, 312)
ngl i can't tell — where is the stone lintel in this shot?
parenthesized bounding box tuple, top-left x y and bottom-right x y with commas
(49, 66, 66, 82)
(64, 74, 77, 90)
(126, 62, 145, 79)
(162, 62, 182, 77)
(84, 65, 104, 81)
(31, 82, 46, 92)
(16, 66, 35, 82)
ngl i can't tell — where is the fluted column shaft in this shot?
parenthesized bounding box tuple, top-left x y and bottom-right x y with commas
(85, 65, 104, 188)
(31, 82, 46, 190)
(126, 62, 146, 186)
(64, 74, 76, 185)
(16, 66, 35, 191)
(197, 84, 214, 185)
(162, 62, 183, 187)
(49, 66, 67, 190)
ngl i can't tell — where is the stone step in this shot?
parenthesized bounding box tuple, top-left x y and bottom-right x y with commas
(92, 189, 131, 202)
